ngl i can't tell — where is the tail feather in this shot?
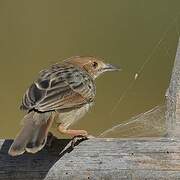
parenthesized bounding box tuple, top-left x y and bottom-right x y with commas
(25, 115, 54, 153)
(8, 111, 54, 156)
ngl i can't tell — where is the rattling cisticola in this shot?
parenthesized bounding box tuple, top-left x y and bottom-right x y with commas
(8, 56, 120, 156)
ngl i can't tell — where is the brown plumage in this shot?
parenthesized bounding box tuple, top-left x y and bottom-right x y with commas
(8, 56, 120, 156)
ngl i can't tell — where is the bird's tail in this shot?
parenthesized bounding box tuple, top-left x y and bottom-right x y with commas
(8, 111, 54, 156)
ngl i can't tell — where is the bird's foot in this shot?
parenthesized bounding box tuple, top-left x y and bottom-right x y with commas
(71, 135, 88, 149)
(71, 134, 95, 148)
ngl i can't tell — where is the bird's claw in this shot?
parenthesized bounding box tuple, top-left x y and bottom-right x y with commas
(71, 135, 88, 149)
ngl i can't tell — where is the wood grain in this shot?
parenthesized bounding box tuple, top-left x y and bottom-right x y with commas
(166, 37, 180, 137)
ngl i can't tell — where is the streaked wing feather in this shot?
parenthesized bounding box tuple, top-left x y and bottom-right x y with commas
(21, 63, 95, 112)
(38, 91, 88, 112)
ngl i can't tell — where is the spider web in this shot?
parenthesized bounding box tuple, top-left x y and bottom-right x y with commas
(99, 105, 166, 138)
(100, 15, 180, 138)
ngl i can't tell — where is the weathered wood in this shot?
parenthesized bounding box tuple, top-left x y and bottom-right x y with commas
(166, 37, 180, 137)
(1, 138, 180, 180)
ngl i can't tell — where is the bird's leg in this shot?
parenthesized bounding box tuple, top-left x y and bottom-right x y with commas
(58, 124, 88, 137)
(58, 124, 88, 148)
(46, 132, 55, 147)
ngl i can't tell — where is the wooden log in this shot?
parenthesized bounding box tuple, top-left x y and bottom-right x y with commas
(166, 37, 180, 137)
(1, 137, 180, 180)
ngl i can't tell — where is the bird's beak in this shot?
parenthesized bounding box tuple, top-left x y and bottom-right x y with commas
(103, 63, 121, 72)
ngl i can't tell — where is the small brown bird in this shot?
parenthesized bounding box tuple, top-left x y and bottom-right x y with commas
(8, 56, 120, 156)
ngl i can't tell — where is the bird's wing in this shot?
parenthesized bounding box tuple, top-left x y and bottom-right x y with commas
(21, 63, 96, 112)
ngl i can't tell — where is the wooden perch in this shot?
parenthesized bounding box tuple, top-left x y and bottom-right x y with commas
(166, 37, 180, 137)
(0, 37, 180, 179)
(1, 137, 180, 180)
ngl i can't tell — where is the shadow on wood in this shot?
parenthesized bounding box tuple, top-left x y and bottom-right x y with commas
(0, 134, 86, 180)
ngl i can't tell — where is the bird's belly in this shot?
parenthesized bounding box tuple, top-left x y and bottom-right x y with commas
(55, 103, 92, 129)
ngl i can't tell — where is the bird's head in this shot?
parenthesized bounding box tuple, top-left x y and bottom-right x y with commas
(65, 56, 120, 79)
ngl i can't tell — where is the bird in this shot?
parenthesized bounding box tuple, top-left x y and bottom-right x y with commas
(8, 56, 120, 156)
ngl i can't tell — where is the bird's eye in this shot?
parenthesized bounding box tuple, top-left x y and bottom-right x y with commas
(92, 62, 98, 68)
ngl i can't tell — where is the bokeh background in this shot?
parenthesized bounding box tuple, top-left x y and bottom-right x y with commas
(0, 0, 180, 138)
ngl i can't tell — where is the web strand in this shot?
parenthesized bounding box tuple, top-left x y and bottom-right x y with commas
(109, 14, 180, 117)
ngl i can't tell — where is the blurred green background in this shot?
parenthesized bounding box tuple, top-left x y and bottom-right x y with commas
(0, 0, 179, 138)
